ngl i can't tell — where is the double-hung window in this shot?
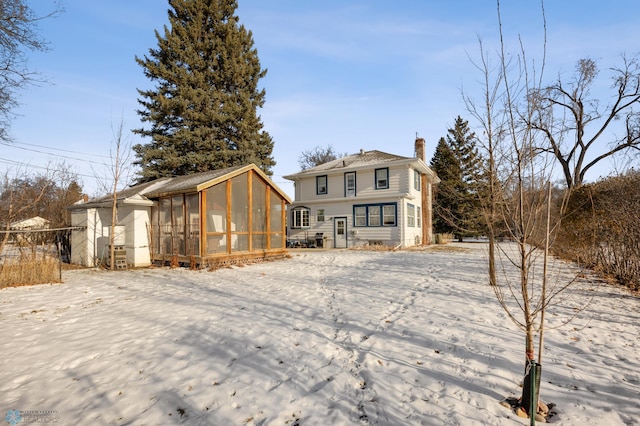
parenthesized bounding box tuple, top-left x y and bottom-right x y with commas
(375, 168, 389, 189)
(407, 203, 416, 227)
(414, 170, 421, 191)
(291, 207, 310, 228)
(368, 205, 381, 226)
(353, 203, 397, 227)
(383, 205, 396, 226)
(345, 172, 356, 197)
(354, 206, 367, 226)
(316, 175, 327, 195)
(417, 206, 422, 227)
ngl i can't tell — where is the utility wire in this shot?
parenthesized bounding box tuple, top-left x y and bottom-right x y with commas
(2, 141, 112, 159)
(2, 142, 108, 165)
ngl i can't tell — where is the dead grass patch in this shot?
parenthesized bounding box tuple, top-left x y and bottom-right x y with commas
(1, 253, 61, 288)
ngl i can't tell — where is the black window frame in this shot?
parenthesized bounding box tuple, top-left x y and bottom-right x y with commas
(353, 203, 397, 227)
(344, 172, 356, 197)
(375, 167, 389, 190)
(316, 175, 328, 195)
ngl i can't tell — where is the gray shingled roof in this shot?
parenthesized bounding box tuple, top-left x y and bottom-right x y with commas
(72, 164, 272, 209)
(143, 165, 246, 198)
(286, 150, 411, 177)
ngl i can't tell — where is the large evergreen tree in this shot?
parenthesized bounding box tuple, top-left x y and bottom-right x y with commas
(430, 137, 462, 236)
(430, 116, 486, 240)
(133, 0, 275, 182)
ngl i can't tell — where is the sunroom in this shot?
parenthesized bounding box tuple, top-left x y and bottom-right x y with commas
(146, 164, 291, 266)
(69, 164, 291, 268)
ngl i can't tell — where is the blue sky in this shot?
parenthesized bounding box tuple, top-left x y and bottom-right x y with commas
(5, 0, 640, 197)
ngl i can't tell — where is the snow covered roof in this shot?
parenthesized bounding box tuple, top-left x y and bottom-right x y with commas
(10, 216, 50, 230)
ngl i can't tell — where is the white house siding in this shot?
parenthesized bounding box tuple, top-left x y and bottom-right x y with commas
(401, 199, 424, 247)
(285, 149, 439, 250)
(296, 165, 410, 202)
(288, 199, 403, 248)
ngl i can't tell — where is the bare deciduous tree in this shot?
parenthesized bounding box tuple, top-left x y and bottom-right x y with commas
(0, 0, 62, 142)
(0, 163, 64, 254)
(529, 55, 640, 189)
(463, 1, 591, 420)
(93, 117, 134, 270)
(298, 145, 347, 170)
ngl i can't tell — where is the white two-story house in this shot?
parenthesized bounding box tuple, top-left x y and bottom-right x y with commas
(283, 138, 439, 249)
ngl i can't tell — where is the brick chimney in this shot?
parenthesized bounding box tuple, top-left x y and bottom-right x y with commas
(415, 137, 426, 161)
(414, 136, 433, 245)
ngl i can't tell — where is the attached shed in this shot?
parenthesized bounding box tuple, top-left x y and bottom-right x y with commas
(69, 164, 291, 268)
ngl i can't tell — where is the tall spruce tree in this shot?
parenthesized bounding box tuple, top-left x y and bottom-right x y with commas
(430, 137, 462, 236)
(133, 0, 275, 182)
(430, 116, 486, 240)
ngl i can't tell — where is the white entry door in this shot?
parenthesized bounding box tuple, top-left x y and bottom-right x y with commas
(334, 217, 347, 248)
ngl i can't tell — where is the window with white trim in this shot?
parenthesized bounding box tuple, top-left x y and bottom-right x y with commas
(417, 206, 422, 228)
(407, 203, 416, 227)
(414, 170, 421, 191)
(317, 209, 325, 222)
(291, 207, 310, 228)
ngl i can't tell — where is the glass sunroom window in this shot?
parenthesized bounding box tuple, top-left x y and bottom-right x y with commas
(206, 183, 227, 254)
(252, 176, 267, 249)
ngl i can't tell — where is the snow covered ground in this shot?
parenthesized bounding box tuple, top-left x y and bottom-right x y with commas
(0, 243, 638, 425)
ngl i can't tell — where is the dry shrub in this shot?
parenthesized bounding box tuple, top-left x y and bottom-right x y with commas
(350, 242, 395, 252)
(556, 171, 640, 290)
(0, 252, 60, 288)
(424, 244, 472, 254)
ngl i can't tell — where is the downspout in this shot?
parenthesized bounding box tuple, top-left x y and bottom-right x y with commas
(422, 173, 430, 245)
